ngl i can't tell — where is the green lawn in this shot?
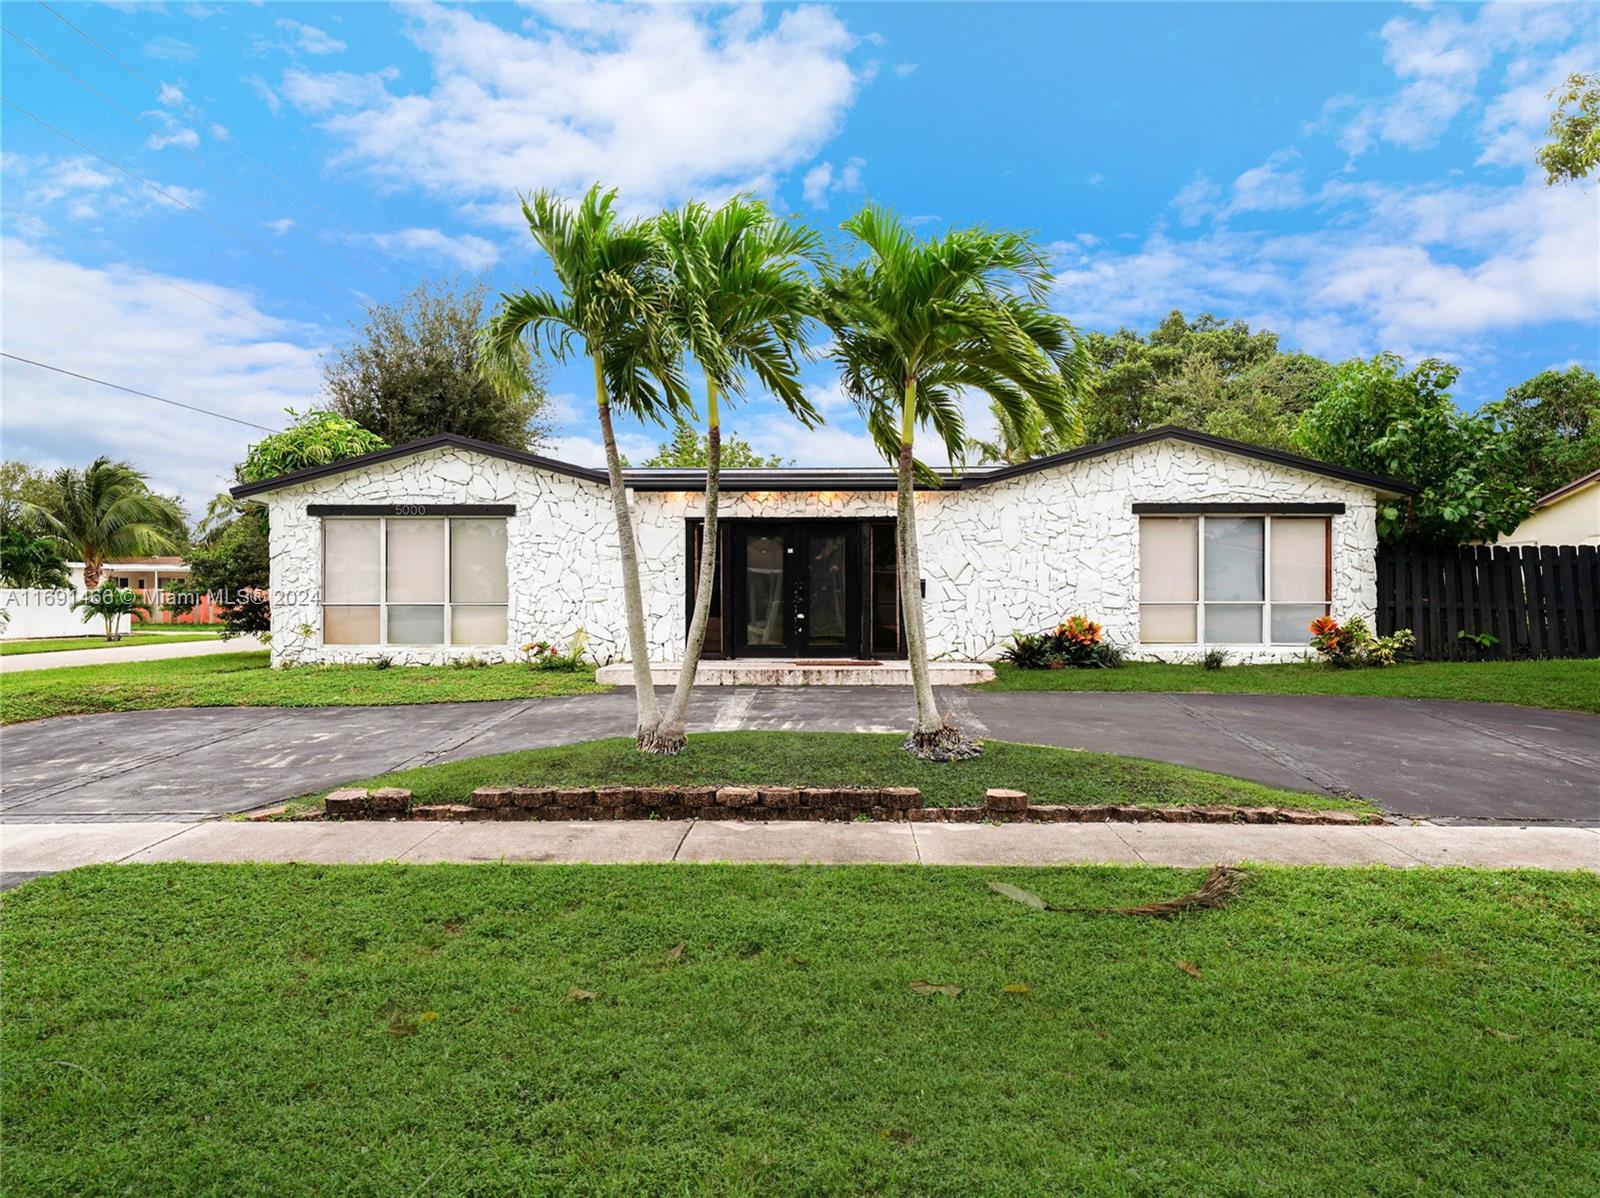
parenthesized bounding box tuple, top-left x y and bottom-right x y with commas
(316, 730, 1369, 813)
(981, 658, 1600, 713)
(0, 631, 221, 656)
(0, 651, 606, 724)
(4, 864, 1595, 1196)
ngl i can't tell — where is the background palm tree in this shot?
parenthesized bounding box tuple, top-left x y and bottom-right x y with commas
(479, 185, 687, 743)
(28, 457, 187, 588)
(642, 196, 824, 754)
(72, 583, 152, 641)
(822, 206, 1088, 757)
(968, 394, 1080, 464)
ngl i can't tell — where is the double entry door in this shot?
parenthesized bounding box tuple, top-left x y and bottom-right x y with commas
(731, 522, 859, 658)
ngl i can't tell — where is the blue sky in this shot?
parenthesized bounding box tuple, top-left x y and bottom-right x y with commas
(2, 0, 1595, 512)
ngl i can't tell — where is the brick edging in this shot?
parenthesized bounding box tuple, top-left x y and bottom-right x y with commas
(312, 785, 1382, 826)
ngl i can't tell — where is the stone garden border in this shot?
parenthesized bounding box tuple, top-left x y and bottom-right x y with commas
(308, 785, 1384, 826)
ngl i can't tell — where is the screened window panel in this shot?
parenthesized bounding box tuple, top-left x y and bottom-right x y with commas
(386, 519, 445, 603)
(450, 519, 508, 604)
(1271, 518, 1329, 602)
(323, 605, 378, 644)
(451, 605, 507, 645)
(1204, 517, 1264, 601)
(1140, 604, 1197, 643)
(388, 604, 444, 644)
(1206, 604, 1264, 643)
(322, 520, 380, 603)
(1272, 604, 1329, 643)
(1139, 518, 1198, 602)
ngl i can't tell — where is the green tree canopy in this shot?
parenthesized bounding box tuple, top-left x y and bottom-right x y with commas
(1, 461, 55, 536)
(641, 421, 788, 468)
(326, 281, 552, 450)
(1538, 71, 1599, 185)
(1293, 354, 1533, 544)
(1482, 365, 1600, 498)
(186, 513, 270, 638)
(238, 410, 387, 485)
(0, 527, 71, 588)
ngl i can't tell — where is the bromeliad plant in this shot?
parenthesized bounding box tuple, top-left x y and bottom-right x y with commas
(522, 628, 590, 673)
(1000, 616, 1123, 670)
(1308, 616, 1416, 668)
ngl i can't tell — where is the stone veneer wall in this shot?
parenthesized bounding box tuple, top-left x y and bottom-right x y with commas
(264, 439, 1379, 666)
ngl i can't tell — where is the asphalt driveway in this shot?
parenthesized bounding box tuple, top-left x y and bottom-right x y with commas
(1, 688, 1595, 824)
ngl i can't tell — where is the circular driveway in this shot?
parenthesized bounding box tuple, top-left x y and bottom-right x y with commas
(1, 688, 1595, 824)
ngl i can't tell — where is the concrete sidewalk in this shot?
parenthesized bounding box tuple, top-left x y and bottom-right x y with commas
(4, 820, 1596, 883)
(0, 635, 262, 673)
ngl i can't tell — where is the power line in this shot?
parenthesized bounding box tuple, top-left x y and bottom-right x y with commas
(1, 353, 283, 433)
(3, 97, 365, 298)
(35, 0, 371, 240)
(8, 212, 284, 334)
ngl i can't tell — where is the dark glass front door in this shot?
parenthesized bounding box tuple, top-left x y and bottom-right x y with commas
(729, 523, 863, 658)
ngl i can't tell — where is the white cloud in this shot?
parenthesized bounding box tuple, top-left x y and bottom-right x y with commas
(144, 36, 198, 62)
(276, 19, 347, 56)
(802, 156, 865, 209)
(0, 238, 324, 510)
(3, 153, 205, 222)
(265, 218, 294, 235)
(284, 0, 859, 214)
(245, 74, 282, 115)
(1226, 151, 1307, 215)
(360, 227, 500, 271)
(893, 62, 917, 78)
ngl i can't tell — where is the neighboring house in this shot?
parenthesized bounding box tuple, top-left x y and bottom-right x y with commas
(1496, 468, 1600, 548)
(230, 427, 1410, 668)
(66, 558, 215, 624)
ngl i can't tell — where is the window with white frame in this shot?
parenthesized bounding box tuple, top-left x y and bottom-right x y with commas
(1139, 515, 1330, 645)
(321, 516, 508, 646)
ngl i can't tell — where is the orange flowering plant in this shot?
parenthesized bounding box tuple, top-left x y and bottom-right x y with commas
(1308, 615, 1415, 668)
(1000, 615, 1122, 670)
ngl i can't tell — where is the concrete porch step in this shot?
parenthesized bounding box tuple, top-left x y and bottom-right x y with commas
(595, 659, 996, 687)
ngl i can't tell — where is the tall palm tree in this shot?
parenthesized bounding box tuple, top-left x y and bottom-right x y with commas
(968, 394, 1080, 464)
(642, 196, 824, 755)
(821, 206, 1088, 758)
(29, 457, 187, 588)
(479, 185, 687, 741)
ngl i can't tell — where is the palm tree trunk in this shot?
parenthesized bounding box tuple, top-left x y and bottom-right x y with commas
(593, 355, 662, 738)
(897, 383, 946, 747)
(641, 381, 721, 755)
(82, 556, 101, 590)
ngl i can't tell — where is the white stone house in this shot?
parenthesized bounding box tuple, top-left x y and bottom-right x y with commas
(230, 427, 1410, 668)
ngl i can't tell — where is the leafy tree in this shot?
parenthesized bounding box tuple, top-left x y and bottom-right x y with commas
(1539, 71, 1599, 185)
(326, 280, 553, 450)
(642, 421, 788, 468)
(480, 185, 687, 741)
(238, 410, 387, 484)
(1080, 311, 1287, 443)
(646, 196, 822, 755)
(0, 527, 70, 587)
(186, 514, 271, 638)
(969, 396, 1074, 464)
(27, 457, 187, 588)
(822, 206, 1087, 757)
(72, 583, 151, 641)
(1151, 351, 1332, 451)
(1293, 354, 1533, 544)
(0, 461, 54, 535)
(1482, 366, 1600, 498)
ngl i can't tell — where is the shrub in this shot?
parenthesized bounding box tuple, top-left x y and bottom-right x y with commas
(522, 627, 590, 672)
(1202, 648, 1230, 671)
(1308, 615, 1415, 668)
(999, 616, 1123, 670)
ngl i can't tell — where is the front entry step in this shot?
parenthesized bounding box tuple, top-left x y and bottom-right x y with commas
(595, 660, 996, 687)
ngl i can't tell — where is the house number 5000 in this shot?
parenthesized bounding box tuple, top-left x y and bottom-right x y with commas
(393, 504, 429, 516)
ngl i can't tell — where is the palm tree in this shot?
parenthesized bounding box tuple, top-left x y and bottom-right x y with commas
(821, 206, 1088, 758)
(72, 583, 152, 641)
(968, 394, 1079, 464)
(642, 196, 824, 755)
(479, 185, 687, 742)
(29, 457, 187, 588)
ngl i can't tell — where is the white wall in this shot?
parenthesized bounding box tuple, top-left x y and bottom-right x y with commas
(0, 589, 87, 639)
(1497, 481, 1600, 547)
(264, 438, 1381, 667)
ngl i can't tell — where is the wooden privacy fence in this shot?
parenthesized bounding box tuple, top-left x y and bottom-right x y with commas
(1376, 544, 1599, 660)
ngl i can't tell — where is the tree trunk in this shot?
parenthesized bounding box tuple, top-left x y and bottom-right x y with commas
(82, 556, 101, 590)
(593, 355, 661, 739)
(897, 384, 945, 745)
(640, 382, 721, 755)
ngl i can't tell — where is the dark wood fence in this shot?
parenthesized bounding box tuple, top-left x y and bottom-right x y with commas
(1376, 544, 1599, 660)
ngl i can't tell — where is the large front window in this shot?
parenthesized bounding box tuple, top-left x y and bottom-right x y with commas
(322, 517, 507, 646)
(1139, 515, 1330, 645)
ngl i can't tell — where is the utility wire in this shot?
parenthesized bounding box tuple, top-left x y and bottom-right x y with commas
(7, 212, 283, 334)
(3, 97, 365, 299)
(2, 353, 283, 433)
(36, 0, 370, 239)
